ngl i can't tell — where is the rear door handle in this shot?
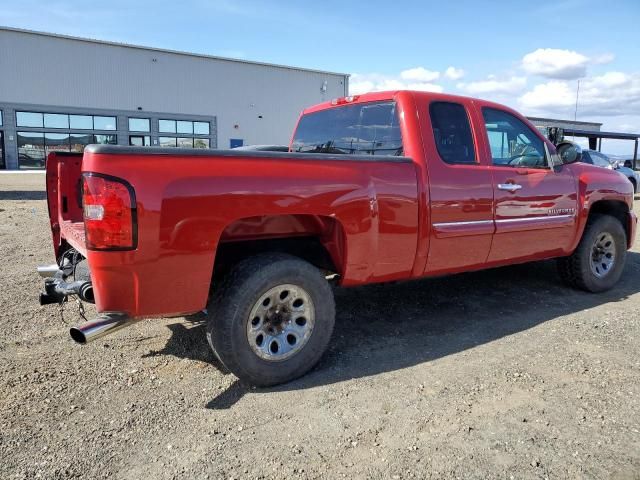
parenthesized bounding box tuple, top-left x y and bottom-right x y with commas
(497, 183, 522, 192)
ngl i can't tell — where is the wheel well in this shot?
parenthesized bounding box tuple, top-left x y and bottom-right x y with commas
(213, 236, 340, 285)
(588, 200, 630, 240)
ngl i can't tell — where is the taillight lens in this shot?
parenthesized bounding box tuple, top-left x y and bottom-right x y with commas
(82, 174, 137, 250)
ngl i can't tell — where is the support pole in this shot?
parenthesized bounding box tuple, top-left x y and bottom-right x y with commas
(633, 138, 638, 171)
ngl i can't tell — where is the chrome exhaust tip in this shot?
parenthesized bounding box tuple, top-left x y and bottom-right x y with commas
(37, 264, 62, 278)
(70, 313, 133, 344)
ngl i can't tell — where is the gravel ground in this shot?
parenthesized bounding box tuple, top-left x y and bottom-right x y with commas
(1, 172, 639, 479)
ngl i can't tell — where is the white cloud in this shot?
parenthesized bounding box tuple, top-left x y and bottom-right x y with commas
(350, 71, 444, 95)
(592, 53, 616, 65)
(519, 72, 640, 117)
(521, 48, 613, 80)
(457, 76, 527, 95)
(399, 67, 440, 82)
(444, 66, 465, 80)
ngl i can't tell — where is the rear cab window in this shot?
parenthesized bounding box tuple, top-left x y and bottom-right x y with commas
(292, 101, 403, 156)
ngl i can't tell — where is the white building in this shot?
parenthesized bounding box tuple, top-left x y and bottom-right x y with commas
(0, 27, 349, 170)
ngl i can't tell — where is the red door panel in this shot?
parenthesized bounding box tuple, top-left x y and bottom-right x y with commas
(489, 166, 577, 262)
(418, 99, 495, 275)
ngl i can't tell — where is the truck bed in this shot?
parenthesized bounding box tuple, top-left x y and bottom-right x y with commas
(47, 146, 420, 318)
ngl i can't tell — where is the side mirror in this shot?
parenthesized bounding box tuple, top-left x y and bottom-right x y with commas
(556, 141, 582, 164)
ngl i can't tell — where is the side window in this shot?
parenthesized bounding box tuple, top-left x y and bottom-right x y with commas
(429, 102, 476, 164)
(581, 151, 593, 164)
(482, 108, 547, 168)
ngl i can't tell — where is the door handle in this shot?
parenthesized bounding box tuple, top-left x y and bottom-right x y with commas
(497, 183, 522, 192)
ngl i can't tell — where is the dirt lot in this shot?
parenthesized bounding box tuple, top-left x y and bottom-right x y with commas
(1, 172, 639, 480)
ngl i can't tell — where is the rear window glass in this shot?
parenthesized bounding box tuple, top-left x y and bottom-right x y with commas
(292, 101, 403, 156)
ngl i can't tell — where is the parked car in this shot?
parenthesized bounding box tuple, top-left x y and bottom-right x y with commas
(581, 149, 638, 193)
(38, 91, 637, 386)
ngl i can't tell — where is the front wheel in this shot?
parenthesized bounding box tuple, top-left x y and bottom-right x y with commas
(557, 214, 627, 292)
(206, 253, 335, 386)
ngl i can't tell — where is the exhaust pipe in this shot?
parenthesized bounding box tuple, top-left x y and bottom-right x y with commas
(37, 264, 62, 278)
(70, 313, 133, 344)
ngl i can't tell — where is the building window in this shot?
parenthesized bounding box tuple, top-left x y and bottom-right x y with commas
(70, 115, 93, 130)
(17, 131, 116, 169)
(159, 137, 177, 147)
(70, 133, 94, 152)
(93, 134, 117, 145)
(129, 135, 151, 146)
(159, 119, 210, 148)
(159, 120, 176, 133)
(44, 113, 69, 129)
(17, 112, 117, 131)
(93, 116, 117, 130)
(128, 117, 150, 132)
(0, 110, 3, 126)
(160, 119, 210, 135)
(177, 137, 193, 148)
(17, 132, 46, 169)
(16, 112, 44, 128)
(194, 122, 210, 135)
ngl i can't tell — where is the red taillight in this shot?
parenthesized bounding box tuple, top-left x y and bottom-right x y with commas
(82, 174, 137, 250)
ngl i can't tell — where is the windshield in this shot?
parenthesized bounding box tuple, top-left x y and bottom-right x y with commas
(291, 101, 403, 156)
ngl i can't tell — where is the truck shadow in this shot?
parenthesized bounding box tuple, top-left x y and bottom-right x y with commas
(0, 190, 47, 201)
(148, 252, 640, 410)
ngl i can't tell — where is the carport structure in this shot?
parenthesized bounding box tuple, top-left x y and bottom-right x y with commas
(564, 128, 640, 169)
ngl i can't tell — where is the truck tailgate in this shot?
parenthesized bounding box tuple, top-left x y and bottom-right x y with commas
(46, 152, 87, 258)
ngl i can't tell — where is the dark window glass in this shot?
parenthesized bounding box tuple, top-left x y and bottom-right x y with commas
(482, 108, 547, 168)
(194, 122, 210, 135)
(194, 138, 210, 149)
(69, 115, 93, 129)
(429, 102, 476, 164)
(45, 132, 70, 159)
(159, 120, 176, 133)
(129, 135, 151, 146)
(44, 113, 69, 129)
(17, 132, 46, 169)
(0, 110, 3, 126)
(70, 133, 93, 152)
(580, 151, 593, 164)
(16, 112, 44, 128)
(94, 116, 116, 130)
(128, 118, 150, 132)
(159, 137, 177, 147)
(177, 121, 193, 134)
(292, 101, 403, 156)
(93, 134, 117, 145)
(591, 151, 611, 168)
(177, 137, 194, 148)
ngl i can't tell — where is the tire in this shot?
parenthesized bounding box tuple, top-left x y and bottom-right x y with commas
(557, 214, 627, 292)
(206, 253, 335, 387)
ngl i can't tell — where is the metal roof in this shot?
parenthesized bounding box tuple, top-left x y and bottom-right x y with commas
(563, 128, 640, 140)
(0, 26, 350, 78)
(527, 116, 602, 127)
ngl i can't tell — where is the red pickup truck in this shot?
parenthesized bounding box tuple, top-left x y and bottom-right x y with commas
(39, 90, 637, 386)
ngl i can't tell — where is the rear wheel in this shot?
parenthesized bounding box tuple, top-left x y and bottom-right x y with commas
(557, 214, 627, 292)
(206, 253, 335, 386)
